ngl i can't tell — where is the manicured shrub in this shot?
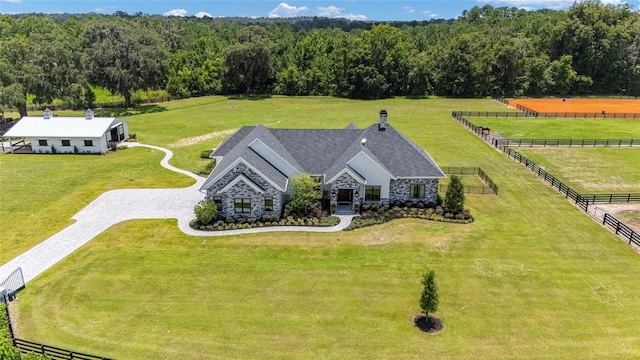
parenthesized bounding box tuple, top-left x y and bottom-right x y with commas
(200, 150, 212, 158)
(194, 200, 217, 224)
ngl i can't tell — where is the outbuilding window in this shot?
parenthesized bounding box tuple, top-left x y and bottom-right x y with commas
(84, 140, 94, 147)
(234, 198, 251, 213)
(61, 140, 71, 147)
(38, 140, 48, 146)
(365, 186, 381, 201)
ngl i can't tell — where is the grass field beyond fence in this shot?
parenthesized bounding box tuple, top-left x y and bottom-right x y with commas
(517, 147, 640, 193)
(4, 96, 640, 359)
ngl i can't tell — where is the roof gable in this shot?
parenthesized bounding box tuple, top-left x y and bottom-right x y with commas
(201, 119, 444, 193)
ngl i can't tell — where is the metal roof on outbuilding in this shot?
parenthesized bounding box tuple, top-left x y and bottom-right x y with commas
(4, 116, 124, 138)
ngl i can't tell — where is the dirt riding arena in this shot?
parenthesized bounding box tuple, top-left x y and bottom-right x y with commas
(509, 98, 640, 114)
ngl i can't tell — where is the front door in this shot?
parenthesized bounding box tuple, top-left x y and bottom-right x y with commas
(337, 189, 353, 205)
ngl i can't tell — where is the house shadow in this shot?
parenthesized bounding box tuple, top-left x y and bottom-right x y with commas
(227, 94, 272, 101)
(94, 104, 168, 117)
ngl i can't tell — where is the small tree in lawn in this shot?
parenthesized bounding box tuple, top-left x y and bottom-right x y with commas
(420, 269, 439, 319)
(194, 200, 217, 225)
(289, 173, 322, 216)
(444, 175, 465, 212)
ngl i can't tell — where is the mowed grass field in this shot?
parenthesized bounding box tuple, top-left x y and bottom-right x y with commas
(467, 117, 640, 139)
(517, 148, 640, 193)
(5, 96, 640, 359)
(0, 148, 194, 264)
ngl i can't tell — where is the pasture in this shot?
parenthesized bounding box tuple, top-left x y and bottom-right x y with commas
(508, 98, 640, 113)
(516, 148, 640, 193)
(4, 96, 640, 359)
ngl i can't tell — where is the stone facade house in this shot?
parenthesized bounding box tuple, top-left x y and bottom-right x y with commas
(200, 110, 445, 218)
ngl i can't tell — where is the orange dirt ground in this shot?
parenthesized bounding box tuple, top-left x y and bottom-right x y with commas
(508, 99, 640, 113)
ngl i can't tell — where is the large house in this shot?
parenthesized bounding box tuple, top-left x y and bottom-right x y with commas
(200, 110, 445, 217)
(3, 108, 128, 154)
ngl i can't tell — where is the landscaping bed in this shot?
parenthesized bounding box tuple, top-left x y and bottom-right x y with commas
(345, 202, 474, 231)
(190, 214, 340, 231)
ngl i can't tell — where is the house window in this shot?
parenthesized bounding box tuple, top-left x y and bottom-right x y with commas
(264, 196, 273, 211)
(84, 140, 94, 147)
(234, 198, 251, 213)
(212, 196, 222, 209)
(61, 140, 71, 147)
(365, 186, 381, 201)
(38, 140, 48, 146)
(411, 184, 426, 198)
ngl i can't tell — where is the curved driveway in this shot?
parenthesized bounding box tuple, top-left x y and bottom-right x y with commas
(0, 143, 354, 283)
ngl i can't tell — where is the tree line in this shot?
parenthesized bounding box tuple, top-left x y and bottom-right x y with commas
(1, 1, 639, 117)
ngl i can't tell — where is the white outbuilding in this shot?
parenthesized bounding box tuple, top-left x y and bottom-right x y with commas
(3, 108, 129, 154)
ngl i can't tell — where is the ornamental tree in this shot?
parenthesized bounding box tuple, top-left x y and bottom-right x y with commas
(289, 173, 322, 216)
(419, 269, 439, 318)
(444, 175, 465, 212)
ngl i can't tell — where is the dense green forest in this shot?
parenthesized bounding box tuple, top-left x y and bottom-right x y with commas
(0, 1, 638, 116)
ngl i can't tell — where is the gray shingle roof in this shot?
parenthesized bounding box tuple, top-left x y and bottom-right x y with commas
(201, 121, 444, 192)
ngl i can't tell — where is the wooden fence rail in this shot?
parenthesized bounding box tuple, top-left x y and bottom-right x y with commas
(603, 213, 640, 247)
(440, 166, 499, 195)
(492, 138, 639, 148)
(453, 110, 640, 119)
(13, 338, 114, 360)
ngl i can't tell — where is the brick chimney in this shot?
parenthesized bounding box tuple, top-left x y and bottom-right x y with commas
(378, 110, 387, 131)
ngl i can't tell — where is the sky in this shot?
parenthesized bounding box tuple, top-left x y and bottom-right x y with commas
(0, 0, 635, 21)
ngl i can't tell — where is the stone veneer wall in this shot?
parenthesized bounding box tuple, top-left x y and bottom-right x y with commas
(389, 178, 438, 204)
(329, 172, 361, 207)
(206, 163, 282, 218)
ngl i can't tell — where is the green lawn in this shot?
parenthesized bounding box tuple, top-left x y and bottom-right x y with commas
(0, 148, 194, 263)
(6, 96, 640, 359)
(468, 117, 640, 139)
(517, 148, 640, 193)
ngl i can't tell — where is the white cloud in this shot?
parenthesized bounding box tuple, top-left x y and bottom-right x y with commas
(0, 0, 23, 3)
(422, 10, 438, 18)
(195, 11, 212, 18)
(342, 13, 368, 21)
(268, 3, 308, 18)
(316, 5, 367, 20)
(476, 0, 625, 10)
(163, 8, 187, 17)
(317, 5, 343, 17)
(403, 5, 415, 13)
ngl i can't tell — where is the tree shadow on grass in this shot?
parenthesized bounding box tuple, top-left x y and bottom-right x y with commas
(94, 105, 168, 117)
(413, 314, 443, 333)
(227, 94, 272, 101)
